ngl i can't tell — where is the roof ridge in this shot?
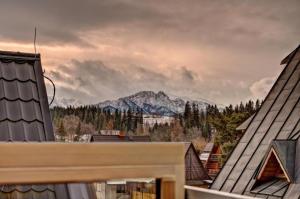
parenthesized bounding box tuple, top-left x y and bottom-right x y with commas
(0, 78, 36, 83)
(0, 50, 40, 58)
(0, 97, 39, 103)
(0, 118, 43, 123)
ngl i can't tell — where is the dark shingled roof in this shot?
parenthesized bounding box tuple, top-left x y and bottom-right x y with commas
(90, 134, 151, 142)
(184, 142, 211, 185)
(211, 44, 300, 199)
(0, 51, 96, 199)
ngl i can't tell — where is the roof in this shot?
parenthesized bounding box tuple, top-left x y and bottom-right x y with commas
(236, 114, 255, 131)
(250, 140, 298, 197)
(184, 142, 192, 154)
(185, 142, 211, 185)
(271, 140, 296, 181)
(0, 51, 96, 199)
(211, 44, 300, 199)
(251, 179, 289, 197)
(90, 134, 151, 142)
(0, 51, 53, 141)
(281, 46, 300, 65)
(203, 142, 215, 153)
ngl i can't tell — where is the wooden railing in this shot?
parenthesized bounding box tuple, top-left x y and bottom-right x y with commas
(0, 142, 185, 199)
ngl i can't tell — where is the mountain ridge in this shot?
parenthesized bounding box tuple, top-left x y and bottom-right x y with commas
(97, 91, 212, 116)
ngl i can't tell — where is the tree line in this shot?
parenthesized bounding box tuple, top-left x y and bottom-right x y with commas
(51, 106, 144, 138)
(51, 99, 261, 154)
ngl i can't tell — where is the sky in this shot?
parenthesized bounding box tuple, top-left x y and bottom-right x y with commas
(0, 0, 299, 106)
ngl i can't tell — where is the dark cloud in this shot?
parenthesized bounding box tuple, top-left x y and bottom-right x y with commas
(0, 0, 298, 48)
(2, 0, 299, 105)
(181, 67, 195, 81)
(0, 0, 165, 46)
(46, 59, 255, 105)
(47, 60, 169, 103)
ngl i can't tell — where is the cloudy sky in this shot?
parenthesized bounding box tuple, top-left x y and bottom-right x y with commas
(0, 0, 299, 105)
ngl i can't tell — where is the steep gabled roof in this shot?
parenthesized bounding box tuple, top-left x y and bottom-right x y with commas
(202, 142, 215, 153)
(281, 47, 300, 65)
(211, 44, 300, 199)
(236, 114, 255, 131)
(271, 140, 296, 181)
(250, 140, 299, 198)
(185, 142, 211, 185)
(0, 51, 96, 199)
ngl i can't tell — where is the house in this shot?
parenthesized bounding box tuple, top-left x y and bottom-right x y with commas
(211, 44, 300, 199)
(143, 114, 175, 127)
(91, 137, 211, 187)
(99, 129, 121, 135)
(90, 134, 151, 142)
(200, 142, 214, 166)
(0, 51, 96, 199)
(185, 142, 211, 186)
(97, 178, 156, 199)
(200, 142, 222, 178)
(90, 134, 154, 198)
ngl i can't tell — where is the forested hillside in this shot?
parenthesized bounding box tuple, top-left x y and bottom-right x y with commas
(51, 99, 261, 160)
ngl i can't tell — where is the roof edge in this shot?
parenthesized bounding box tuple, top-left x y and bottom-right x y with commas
(280, 44, 300, 65)
(0, 50, 40, 60)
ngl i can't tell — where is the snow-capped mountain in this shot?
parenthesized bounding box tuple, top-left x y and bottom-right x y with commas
(48, 96, 83, 108)
(97, 91, 212, 116)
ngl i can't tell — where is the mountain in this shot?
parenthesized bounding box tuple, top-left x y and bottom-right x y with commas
(49, 96, 83, 108)
(97, 91, 212, 116)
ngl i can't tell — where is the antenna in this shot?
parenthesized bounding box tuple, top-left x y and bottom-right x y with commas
(34, 27, 37, 55)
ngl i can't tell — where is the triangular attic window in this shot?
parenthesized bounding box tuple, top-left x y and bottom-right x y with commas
(257, 148, 290, 183)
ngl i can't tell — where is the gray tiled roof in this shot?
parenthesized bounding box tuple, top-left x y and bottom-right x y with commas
(251, 179, 289, 197)
(211, 44, 300, 199)
(236, 114, 255, 131)
(249, 140, 296, 198)
(0, 51, 96, 199)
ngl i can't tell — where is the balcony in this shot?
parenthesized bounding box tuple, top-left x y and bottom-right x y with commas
(0, 142, 185, 199)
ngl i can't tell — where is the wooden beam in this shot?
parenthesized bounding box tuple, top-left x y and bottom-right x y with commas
(257, 148, 291, 182)
(0, 142, 185, 199)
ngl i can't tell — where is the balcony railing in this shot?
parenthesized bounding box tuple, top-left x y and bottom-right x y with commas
(0, 142, 185, 199)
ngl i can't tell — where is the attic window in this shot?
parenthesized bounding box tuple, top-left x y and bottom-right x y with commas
(257, 148, 290, 183)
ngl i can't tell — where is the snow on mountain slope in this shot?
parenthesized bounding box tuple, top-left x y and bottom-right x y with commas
(97, 91, 212, 116)
(49, 96, 83, 108)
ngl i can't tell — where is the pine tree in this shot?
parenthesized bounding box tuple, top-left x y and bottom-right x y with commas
(127, 109, 132, 131)
(184, 101, 192, 128)
(192, 103, 200, 128)
(57, 120, 67, 138)
(255, 99, 261, 111)
(75, 121, 81, 135)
